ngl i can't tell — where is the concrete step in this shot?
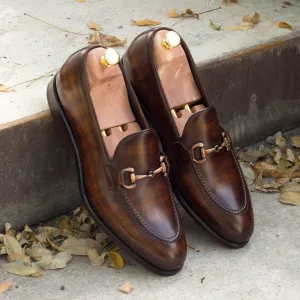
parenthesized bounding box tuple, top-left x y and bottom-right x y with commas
(0, 113, 81, 231)
(200, 34, 300, 146)
(1, 33, 300, 230)
(1, 0, 300, 229)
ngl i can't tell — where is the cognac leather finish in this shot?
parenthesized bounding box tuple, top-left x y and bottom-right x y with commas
(47, 45, 186, 275)
(122, 28, 254, 247)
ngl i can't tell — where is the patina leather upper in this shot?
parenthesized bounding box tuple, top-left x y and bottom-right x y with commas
(55, 45, 186, 272)
(122, 28, 254, 245)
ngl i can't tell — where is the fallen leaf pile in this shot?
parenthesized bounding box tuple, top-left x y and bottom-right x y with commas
(0, 206, 124, 277)
(238, 132, 300, 206)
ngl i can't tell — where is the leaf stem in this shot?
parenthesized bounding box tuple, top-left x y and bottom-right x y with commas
(1, 69, 58, 92)
(24, 13, 90, 36)
(172, 6, 222, 28)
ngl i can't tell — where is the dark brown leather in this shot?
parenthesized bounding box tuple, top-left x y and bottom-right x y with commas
(122, 28, 254, 246)
(51, 45, 186, 273)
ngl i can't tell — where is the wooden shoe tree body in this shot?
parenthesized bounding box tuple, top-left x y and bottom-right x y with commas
(153, 30, 206, 135)
(86, 48, 141, 157)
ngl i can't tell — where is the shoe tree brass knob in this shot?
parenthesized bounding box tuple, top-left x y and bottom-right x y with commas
(100, 48, 120, 68)
(162, 31, 181, 49)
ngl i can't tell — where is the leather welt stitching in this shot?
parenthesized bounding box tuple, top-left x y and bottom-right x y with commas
(120, 182, 180, 243)
(192, 152, 248, 215)
(166, 176, 181, 236)
(231, 148, 249, 208)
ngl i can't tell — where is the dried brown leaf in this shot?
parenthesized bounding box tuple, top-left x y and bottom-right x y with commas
(275, 135, 286, 147)
(35, 232, 48, 244)
(31, 270, 44, 277)
(47, 235, 62, 252)
(60, 238, 101, 255)
(95, 232, 108, 244)
(37, 226, 61, 238)
(255, 162, 285, 178)
(280, 182, 300, 192)
(24, 225, 33, 233)
(7, 253, 30, 263)
(243, 12, 260, 24)
(42, 251, 72, 270)
(87, 248, 99, 261)
(226, 22, 254, 31)
(286, 149, 295, 163)
(87, 249, 106, 266)
(0, 282, 12, 294)
(283, 1, 293, 5)
(4, 235, 23, 255)
(0, 84, 15, 93)
(210, 20, 222, 30)
(255, 171, 282, 192)
(58, 216, 73, 231)
(92, 254, 106, 266)
(107, 251, 124, 269)
(274, 149, 282, 165)
(284, 162, 300, 178)
(291, 136, 300, 148)
(276, 177, 290, 188)
(239, 161, 257, 185)
(5, 223, 12, 234)
(25, 247, 52, 261)
(279, 192, 300, 205)
(36, 255, 53, 269)
(181, 9, 199, 18)
(132, 19, 161, 26)
(168, 8, 180, 18)
(88, 32, 127, 47)
(256, 183, 282, 193)
(278, 22, 295, 30)
(0, 245, 7, 255)
(87, 22, 102, 31)
(239, 149, 268, 162)
(119, 281, 135, 294)
(2, 263, 40, 276)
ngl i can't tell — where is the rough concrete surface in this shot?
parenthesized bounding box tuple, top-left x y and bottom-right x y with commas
(0, 112, 81, 231)
(0, 192, 300, 300)
(1, 0, 300, 125)
(199, 35, 300, 147)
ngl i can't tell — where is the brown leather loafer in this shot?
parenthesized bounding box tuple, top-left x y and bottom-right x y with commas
(47, 45, 186, 275)
(122, 28, 254, 247)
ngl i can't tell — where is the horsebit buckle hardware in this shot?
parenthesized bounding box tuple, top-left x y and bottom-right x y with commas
(121, 156, 168, 189)
(191, 131, 232, 164)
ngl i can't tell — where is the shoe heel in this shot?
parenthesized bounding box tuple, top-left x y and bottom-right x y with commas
(47, 76, 63, 122)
